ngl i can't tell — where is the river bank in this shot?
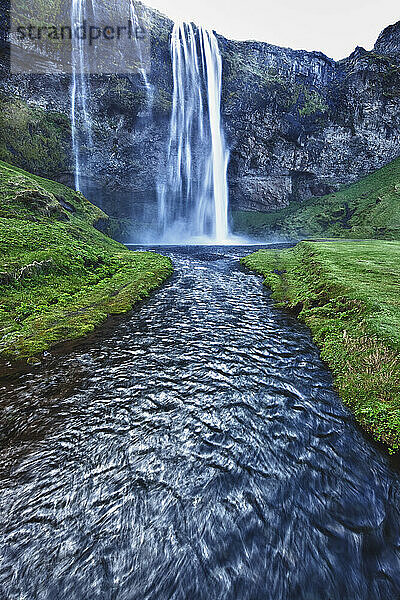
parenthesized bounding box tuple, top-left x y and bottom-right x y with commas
(242, 240, 400, 453)
(0, 161, 172, 369)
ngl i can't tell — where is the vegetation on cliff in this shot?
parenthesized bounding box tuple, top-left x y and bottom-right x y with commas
(233, 157, 400, 240)
(242, 241, 400, 453)
(0, 161, 172, 367)
(0, 94, 71, 178)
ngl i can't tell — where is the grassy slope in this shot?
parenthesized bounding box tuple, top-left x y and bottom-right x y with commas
(242, 241, 400, 453)
(0, 161, 172, 364)
(233, 157, 400, 240)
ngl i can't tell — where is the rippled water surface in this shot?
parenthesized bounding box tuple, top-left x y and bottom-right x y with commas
(1, 245, 400, 600)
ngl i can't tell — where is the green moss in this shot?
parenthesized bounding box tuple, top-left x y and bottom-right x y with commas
(298, 88, 328, 116)
(152, 87, 173, 115)
(222, 45, 328, 117)
(0, 160, 172, 365)
(242, 241, 400, 453)
(285, 83, 328, 116)
(232, 209, 285, 239)
(0, 95, 70, 177)
(96, 77, 148, 123)
(223, 48, 285, 86)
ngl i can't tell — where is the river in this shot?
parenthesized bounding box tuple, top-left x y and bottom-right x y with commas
(1, 245, 400, 599)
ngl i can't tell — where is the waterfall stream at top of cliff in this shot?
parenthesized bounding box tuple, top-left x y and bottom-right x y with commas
(71, 0, 93, 193)
(158, 23, 230, 243)
(71, 0, 152, 195)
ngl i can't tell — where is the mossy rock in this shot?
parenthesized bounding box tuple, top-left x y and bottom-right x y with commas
(0, 95, 70, 178)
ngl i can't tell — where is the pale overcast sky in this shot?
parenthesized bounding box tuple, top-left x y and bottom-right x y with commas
(146, 0, 399, 60)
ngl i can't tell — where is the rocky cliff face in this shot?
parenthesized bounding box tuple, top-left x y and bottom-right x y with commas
(220, 25, 400, 210)
(0, 1, 173, 228)
(374, 20, 400, 55)
(0, 2, 399, 228)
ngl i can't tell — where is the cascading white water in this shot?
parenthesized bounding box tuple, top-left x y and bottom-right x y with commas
(71, 0, 93, 192)
(71, 0, 152, 193)
(130, 0, 153, 117)
(158, 22, 229, 242)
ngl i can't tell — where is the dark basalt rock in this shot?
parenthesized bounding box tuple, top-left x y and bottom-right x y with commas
(374, 21, 400, 56)
(220, 25, 400, 211)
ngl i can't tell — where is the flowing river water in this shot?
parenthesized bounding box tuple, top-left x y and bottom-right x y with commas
(1, 245, 400, 600)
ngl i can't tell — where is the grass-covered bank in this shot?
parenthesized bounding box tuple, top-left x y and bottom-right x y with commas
(0, 161, 172, 367)
(233, 157, 400, 240)
(242, 241, 400, 453)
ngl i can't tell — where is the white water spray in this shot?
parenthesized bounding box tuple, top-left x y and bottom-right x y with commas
(71, 0, 93, 192)
(158, 22, 229, 242)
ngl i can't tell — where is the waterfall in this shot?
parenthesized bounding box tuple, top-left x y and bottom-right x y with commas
(71, 0, 93, 193)
(158, 22, 229, 242)
(130, 0, 153, 117)
(71, 0, 151, 194)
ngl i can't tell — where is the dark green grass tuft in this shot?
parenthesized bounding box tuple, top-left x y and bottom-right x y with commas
(242, 241, 400, 453)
